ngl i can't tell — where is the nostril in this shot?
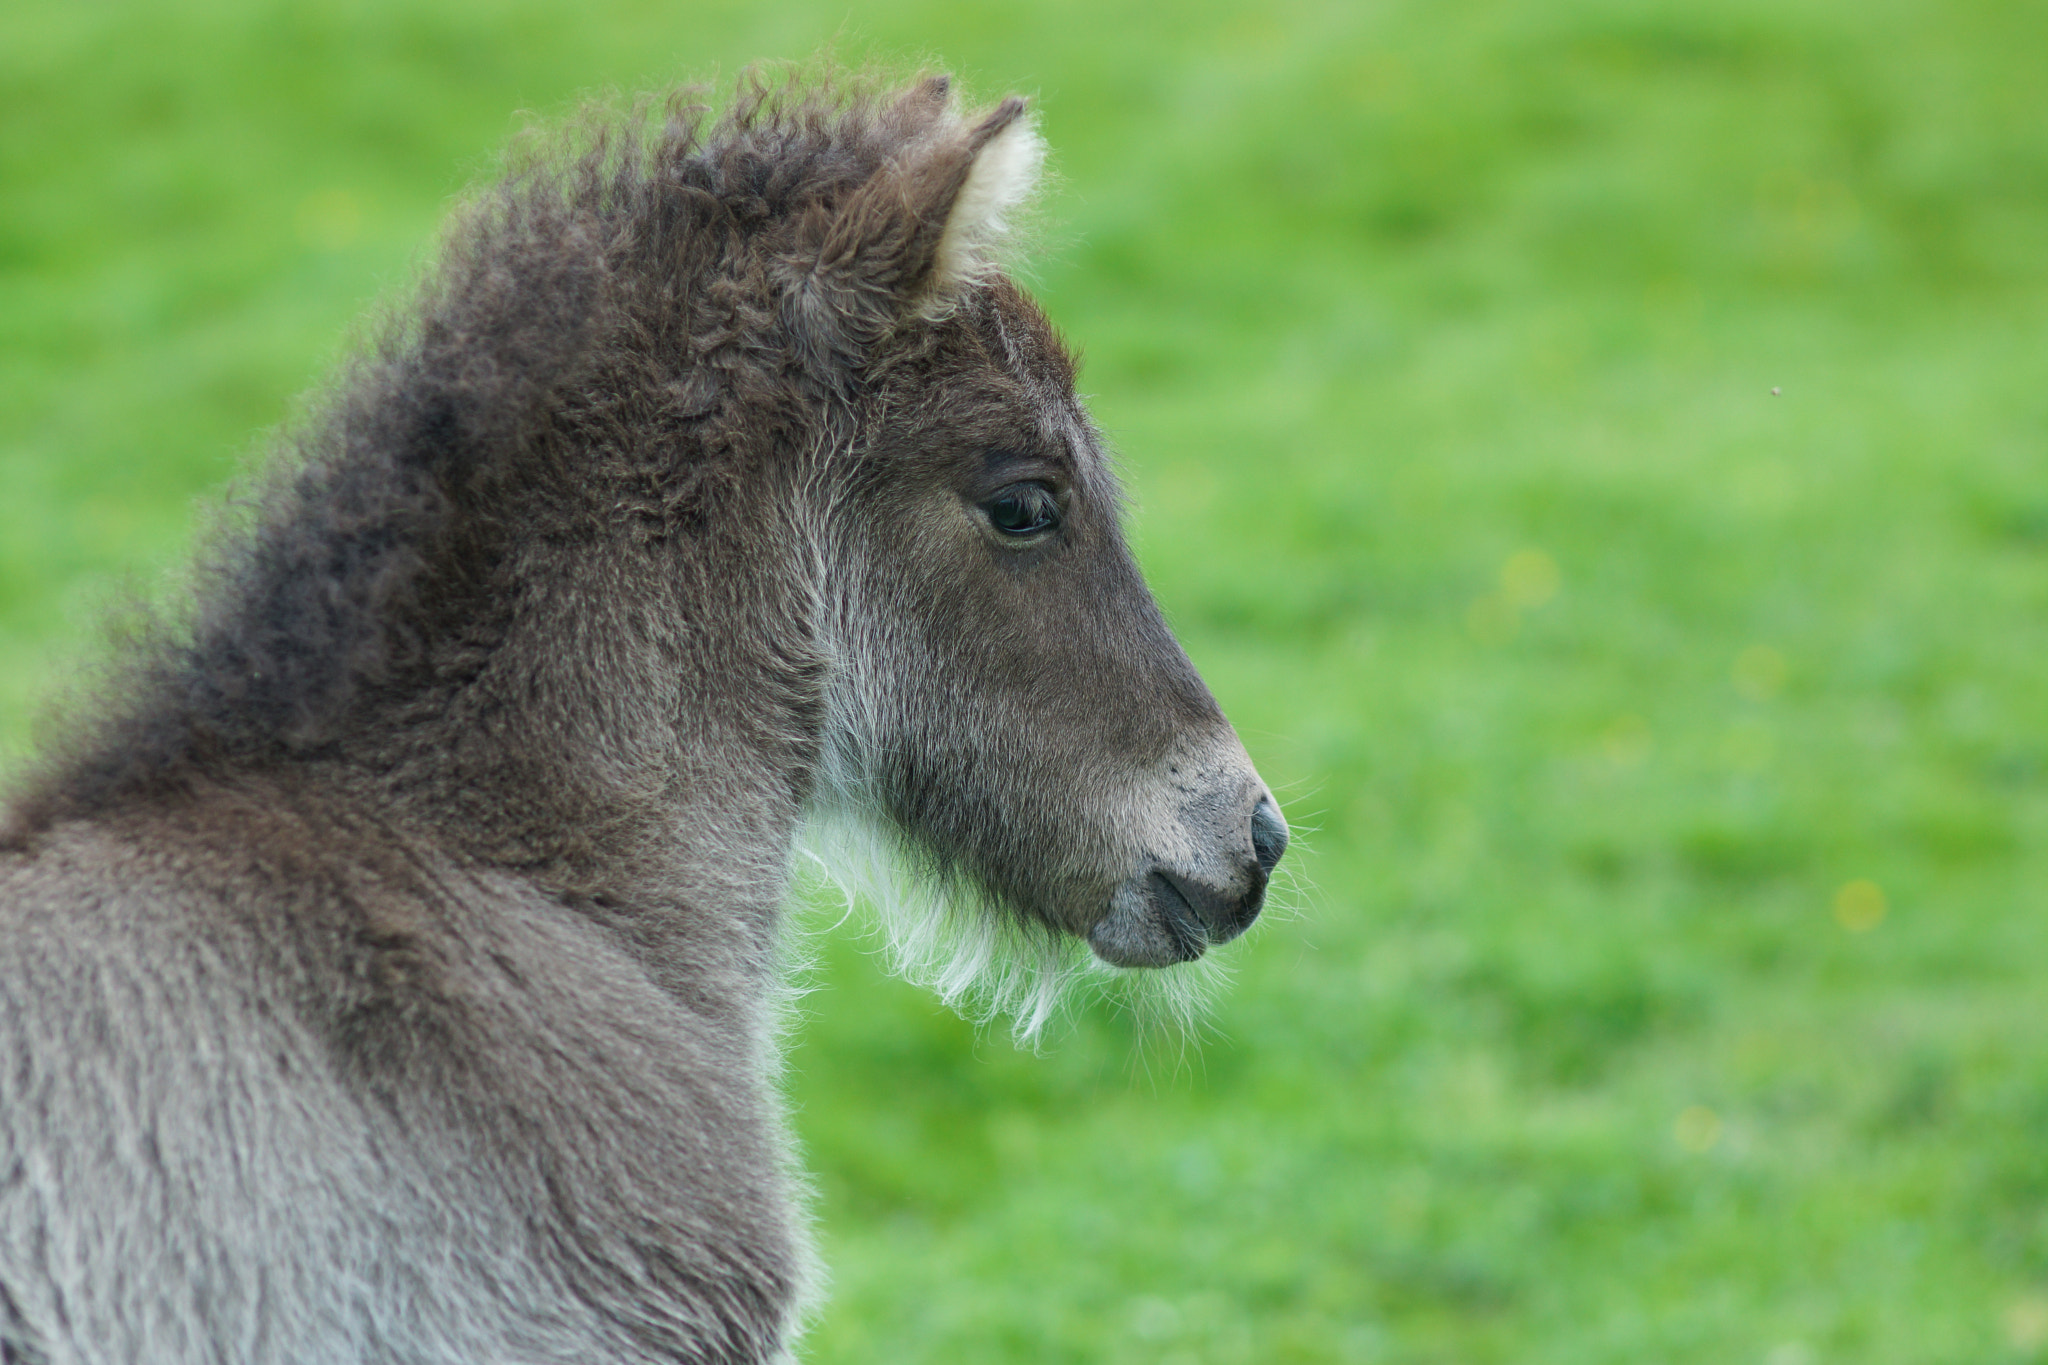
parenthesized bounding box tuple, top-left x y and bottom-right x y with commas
(1250, 797, 1288, 876)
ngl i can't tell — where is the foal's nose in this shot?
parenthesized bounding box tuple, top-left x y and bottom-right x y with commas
(1090, 788, 1289, 968)
(1250, 795, 1288, 877)
(1152, 794, 1287, 948)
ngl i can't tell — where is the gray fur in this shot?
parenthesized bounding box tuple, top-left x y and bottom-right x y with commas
(0, 71, 1281, 1363)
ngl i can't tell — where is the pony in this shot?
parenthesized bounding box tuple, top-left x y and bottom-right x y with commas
(0, 71, 1286, 1363)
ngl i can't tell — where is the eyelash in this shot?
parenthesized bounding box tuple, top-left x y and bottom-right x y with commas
(984, 483, 1061, 537)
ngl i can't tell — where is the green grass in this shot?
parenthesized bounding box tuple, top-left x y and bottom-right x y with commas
(6, 0, 2047, 1360)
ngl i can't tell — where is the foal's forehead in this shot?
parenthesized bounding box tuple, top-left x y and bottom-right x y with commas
(960, 282, 1115, 485)
(969, 279, 1079, 400)
(895, 278, 1106, 477)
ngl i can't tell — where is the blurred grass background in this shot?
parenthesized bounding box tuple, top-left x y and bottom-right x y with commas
(5, 0, 2047, 1360)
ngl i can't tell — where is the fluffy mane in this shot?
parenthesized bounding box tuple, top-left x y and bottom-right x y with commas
(4, 70, 1041, 844)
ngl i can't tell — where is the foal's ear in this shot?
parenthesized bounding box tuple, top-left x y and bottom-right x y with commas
(914, 92, 1045, 302)
(787, 81, 1046, 360)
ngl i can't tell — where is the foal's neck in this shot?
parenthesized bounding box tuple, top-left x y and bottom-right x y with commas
(354, 505, 829, 930)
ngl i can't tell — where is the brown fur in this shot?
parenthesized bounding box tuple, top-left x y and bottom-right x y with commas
(0, 70, 1281, 1363)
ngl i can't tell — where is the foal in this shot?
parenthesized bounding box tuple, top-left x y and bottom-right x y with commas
(0, 74, 1285, 1363)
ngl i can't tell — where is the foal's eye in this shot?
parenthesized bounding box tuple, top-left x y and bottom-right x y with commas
(984, 483, 1061, 538)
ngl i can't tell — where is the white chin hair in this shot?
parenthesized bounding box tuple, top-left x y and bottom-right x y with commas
(795, 803, 1224, 1047)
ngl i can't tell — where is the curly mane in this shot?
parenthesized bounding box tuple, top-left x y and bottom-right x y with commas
(5, 71, 1032, 843)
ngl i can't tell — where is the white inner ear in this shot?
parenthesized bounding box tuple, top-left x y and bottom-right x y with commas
(930, 116, 1047, 297)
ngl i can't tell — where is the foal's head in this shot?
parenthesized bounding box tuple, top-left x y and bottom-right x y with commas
(783, 79, 1286, 1034)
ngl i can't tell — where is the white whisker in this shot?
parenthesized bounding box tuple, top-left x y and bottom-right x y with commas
(795, 803, 1224, 1048)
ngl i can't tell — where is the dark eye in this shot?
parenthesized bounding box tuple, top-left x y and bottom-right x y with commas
(984, 483, 1061, 538)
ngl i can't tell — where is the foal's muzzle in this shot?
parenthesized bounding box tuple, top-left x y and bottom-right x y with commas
(1089, 795, 1288, 968)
